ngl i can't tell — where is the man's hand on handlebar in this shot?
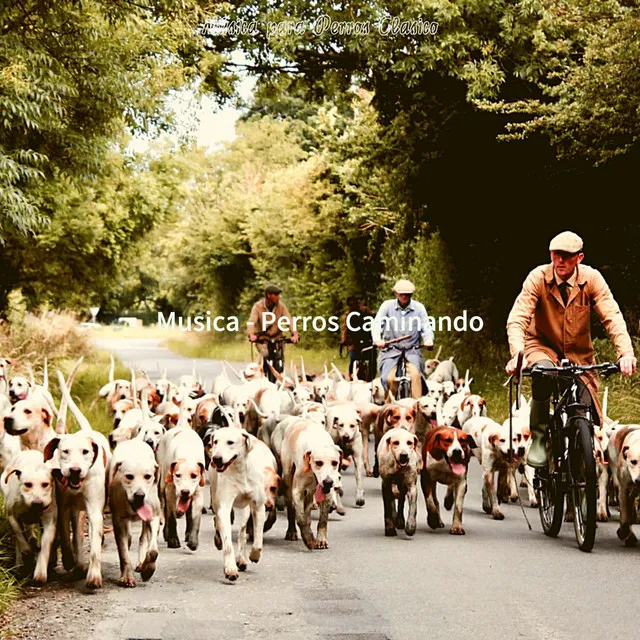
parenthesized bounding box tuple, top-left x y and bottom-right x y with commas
(249, 334, 257, 343)
(422, 340, 434, 351)
(375, 340, 386, 350)
(291, 332, 300, 344)
(505, 352, 527, 376)
(618, 354, 637, 376)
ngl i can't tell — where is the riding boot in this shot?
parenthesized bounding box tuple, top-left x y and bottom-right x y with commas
(527, 399, 550, 468)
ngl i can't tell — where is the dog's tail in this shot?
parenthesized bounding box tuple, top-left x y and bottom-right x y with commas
(57, 368, 92, 432)
(55, 357, 83, 434)
(42, 357, 49, 391)
(130, 367, 138, 409)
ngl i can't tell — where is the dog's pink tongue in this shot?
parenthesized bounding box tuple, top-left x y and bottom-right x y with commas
(176, 497, 191, 515)
(314, 484, 326, 504)
(451, 462, 466, 476)
(429, 418, 439, 428)
(136, 504, 154, 522)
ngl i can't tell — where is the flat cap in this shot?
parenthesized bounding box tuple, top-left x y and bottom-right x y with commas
(265, 284, 283, 295)
(549, 231, 583, 253)
(393, 279, 416, 294)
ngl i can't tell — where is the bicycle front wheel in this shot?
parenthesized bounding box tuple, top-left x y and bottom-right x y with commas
(570, 417, 597, 552)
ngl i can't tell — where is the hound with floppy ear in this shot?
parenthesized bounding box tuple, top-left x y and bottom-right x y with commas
(156, 424, 206, 551)
(280, 419, 342, 550)
(3, 397, 55, 453)
(326, 404, 366, 507)
(108, 438, 161, 587)
(464, 417, 519, 520)
(99, 355, 133, 413)
(377, 427, 421, 537)
(208, 426, 268, 581)
(421, 426, 477, 535)
(1, 450, 57, 584)
(607, 425, 640, 546)
(372, 402, 417, 477)
(44, 371, 110, 588)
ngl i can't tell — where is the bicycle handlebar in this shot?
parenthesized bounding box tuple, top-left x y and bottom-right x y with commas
(522, 361, 620, 379)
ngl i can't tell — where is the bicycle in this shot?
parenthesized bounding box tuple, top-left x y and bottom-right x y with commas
(253, 337, 293, 384)
(375, 336, 431, 400)
(519, 358, 619, 552)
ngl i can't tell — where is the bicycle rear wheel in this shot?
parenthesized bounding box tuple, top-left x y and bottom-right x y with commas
(535, 433, 564, 537)
(570, 417, 597, 552)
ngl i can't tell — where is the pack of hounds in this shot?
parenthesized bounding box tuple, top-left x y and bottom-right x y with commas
(0, 351, 638, 589)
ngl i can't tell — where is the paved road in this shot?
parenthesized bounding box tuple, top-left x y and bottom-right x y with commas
(12, 339, 639, 640)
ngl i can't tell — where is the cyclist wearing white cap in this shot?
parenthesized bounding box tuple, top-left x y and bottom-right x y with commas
(372, 279, 434, 399)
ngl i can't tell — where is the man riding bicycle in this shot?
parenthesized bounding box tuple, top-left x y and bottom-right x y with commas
(372, 279, 434, 399)
(340, 296, 375, 379)
(248, 284, 299, 376)
(505, 231, 636, 468)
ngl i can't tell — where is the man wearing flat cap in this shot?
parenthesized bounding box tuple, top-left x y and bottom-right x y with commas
(373, 279, 434, 399)
(506, 231, 637, 467)
(248, 284, 299, 366)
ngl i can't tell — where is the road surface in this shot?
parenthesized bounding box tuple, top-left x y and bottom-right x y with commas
(5, 338, 638, 640)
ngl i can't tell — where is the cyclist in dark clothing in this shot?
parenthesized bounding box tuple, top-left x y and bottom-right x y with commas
(340, 296, 375, 380)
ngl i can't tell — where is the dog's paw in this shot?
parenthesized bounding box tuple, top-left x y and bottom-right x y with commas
(529, 499, 538, 509)
(167, 537, 181, 549)
(62, 551, 75, 572)
(492, 511, 505, 521)
(394, 516, 405, 530)
(366, 470, 374, 478)
(236, 560, 247, 572)
(597, 512, 609, 523)
(186, 538, 199, 552)
(384, 524, 397, 537)
(85, 573, 103, 589)
(284, 530, 298, 541)
(510, 495, 518, 504)
(140, 550, 158, 582)
(119, 575, 137, 588)
(427, 512, 443, 530)
(249, 547, 261, 563)
(313, 539, 328, 549)
(356, 496, 365, 507)
(336, 504, 346, 516)
(443, 494, 454, 511)
(225, 568, 239, 581)
(564, 512, 574, 523)
(31, 570, 48, 586)
(405, 520, 417, 537)
(449, 525, 466, 536)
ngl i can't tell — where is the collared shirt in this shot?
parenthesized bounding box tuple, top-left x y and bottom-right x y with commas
(554, 268, 577, 288)
(371, 298, 434, 348)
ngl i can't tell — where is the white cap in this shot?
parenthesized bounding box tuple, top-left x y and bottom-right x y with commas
(393, 279, 415, 294)
(549, 231, 583, 253)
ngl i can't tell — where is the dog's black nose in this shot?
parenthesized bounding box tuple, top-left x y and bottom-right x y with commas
(212, 456, 223, 468)
(342, 435, 350, 445)
(180, 490, 191, 501)
(399, 453, 409, 464)
(322, 479, 333, 493)
(518, 447, 526, 457)
(450, 449, 464, 463)
(145, 439, 155, 450)
(131, 491, 145, 509)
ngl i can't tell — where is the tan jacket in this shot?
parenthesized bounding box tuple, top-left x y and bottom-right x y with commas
(507, 263, 634, 419)
(247, 298, 293, 339)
